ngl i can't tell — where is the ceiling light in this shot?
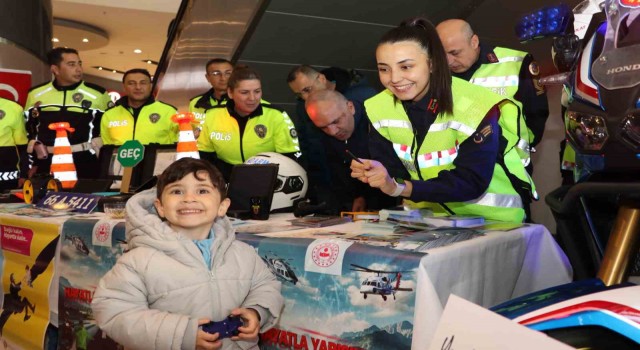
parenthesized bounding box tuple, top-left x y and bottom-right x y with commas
(82, 38, 89, 43)
(92, 66, 125, 74)
(52, 38, 59, 42)
(147, 60, 152, 64)
(134, 49, 142, 54)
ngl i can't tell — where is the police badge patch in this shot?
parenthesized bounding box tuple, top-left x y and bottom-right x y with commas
(255, 124, 267, 138)
(149, 113, 160, 123)
(0, 110, 5, 120)
(73, 92, 84, 103)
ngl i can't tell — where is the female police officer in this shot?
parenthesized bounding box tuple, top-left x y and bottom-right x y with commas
(351, 17, 533, 223)
(198, 66, 300, 180)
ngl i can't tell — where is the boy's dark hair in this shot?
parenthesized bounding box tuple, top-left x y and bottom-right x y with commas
(378, 17, 453, 115)
(156, 158, 227, 199)
(122, 68, 152, 83)
(228, 66, 261, 90)
(47, 47, 79, 66)
(205, 58, 233, 71)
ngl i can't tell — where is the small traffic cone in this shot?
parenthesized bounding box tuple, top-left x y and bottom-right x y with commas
(172, 112, 200, 160)
(48, 122, 77, 189)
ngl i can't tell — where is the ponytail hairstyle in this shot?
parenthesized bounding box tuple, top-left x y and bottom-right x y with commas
(378, 17, 453, 115)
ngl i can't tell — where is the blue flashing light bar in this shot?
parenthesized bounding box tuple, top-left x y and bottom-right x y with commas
(516, 3, 573, 42)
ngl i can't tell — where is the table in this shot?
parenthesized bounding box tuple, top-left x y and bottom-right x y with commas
(0, 209, 572, 350)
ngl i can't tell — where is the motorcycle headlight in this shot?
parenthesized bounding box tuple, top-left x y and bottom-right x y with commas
(565, 111, 609, 151)
(618, 113, 640, 152)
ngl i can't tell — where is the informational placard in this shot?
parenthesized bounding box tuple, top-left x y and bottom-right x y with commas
(428, 295, 573, 350)
(35, 192, 100, 214)
(117, 140, 145, 193)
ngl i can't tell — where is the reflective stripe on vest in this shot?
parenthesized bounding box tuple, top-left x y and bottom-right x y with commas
(466, 191, 523, 209)
(470, 75, 519, 88)
(372, 119, 412, 130)
(0, 171, 18, 181)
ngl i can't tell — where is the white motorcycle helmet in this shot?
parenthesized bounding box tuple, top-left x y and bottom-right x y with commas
(245, 152, 308, 211)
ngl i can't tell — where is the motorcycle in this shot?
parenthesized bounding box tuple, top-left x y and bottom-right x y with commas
(484, 4, 640, 348)
(516, 0, 640, 283)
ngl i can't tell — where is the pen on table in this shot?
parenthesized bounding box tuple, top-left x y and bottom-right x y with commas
(345, 149, 364, 164)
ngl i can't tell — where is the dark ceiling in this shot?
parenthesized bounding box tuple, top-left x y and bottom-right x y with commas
(157, 0, 582, 115)
(236, 0, 581, 114)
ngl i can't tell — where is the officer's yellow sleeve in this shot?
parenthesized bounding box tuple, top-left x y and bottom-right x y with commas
(169, 107, 179, 144)
(188, 98, 197, 112)
(97, 91, 112, 111)
(197, 110, 215, 152)
(100, 110, 114, 145)
(12, 105, 28, 145)
(273, 111, 300, 154)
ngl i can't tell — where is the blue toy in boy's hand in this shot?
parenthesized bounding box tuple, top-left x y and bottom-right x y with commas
(202, 315, 243, 339)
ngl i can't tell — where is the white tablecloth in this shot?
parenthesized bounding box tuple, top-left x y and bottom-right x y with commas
(412, 224, 573, 349)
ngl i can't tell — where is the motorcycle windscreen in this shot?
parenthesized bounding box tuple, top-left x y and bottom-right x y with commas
(591, 1, 640, 90)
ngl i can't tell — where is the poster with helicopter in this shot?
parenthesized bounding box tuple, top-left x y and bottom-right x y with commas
(56, 218, 126, 350)
(237, 233, 425, 350)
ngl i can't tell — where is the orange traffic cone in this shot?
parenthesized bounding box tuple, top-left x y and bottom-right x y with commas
(48, 122, 77, 189)
(172, 112, 200, 160)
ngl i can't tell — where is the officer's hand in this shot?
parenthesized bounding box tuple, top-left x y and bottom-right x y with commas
(350, 159, 371, 183)
(362, 161, 395, 194)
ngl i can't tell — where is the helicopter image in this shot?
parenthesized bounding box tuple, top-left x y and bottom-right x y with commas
(350, 264, 413, 301)
(65, 235, 90, 255)
(261, 253, 299, 285)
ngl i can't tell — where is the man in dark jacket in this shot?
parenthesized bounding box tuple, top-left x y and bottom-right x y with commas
(305, 89, 396, 212)
(287, 65, 378, 206)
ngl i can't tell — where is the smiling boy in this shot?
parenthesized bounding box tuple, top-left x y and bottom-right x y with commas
(92, 158, 283, 350)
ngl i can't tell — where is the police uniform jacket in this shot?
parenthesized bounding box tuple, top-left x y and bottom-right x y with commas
(455, 44, 549, 148)
(101, 96, 178, 145)
(0, 98, 28, 184)
(366, 78, 534, 223)
(197, 100, 300, 165)
(188, 89, 229, 128)
(25, 80, 110, 148)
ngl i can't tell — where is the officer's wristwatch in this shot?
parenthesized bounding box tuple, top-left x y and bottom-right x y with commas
(390, 178, 406, 197)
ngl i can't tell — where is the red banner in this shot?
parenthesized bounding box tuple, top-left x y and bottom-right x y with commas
(0, 68, 32, 106)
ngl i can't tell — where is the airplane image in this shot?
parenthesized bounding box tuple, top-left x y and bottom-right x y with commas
(65, 235, 90, 255)
(350, 264, 413, 301)
(261, 253, 298, 285)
